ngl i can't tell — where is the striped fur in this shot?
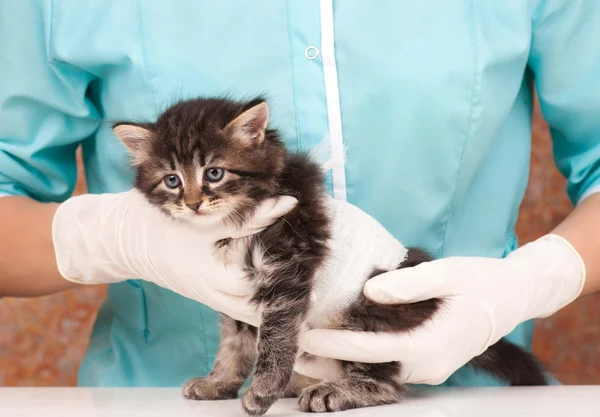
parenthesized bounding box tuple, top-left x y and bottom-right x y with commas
(117, 96, 547, 415)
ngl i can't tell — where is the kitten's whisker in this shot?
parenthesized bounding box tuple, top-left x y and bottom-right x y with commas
(217, 208, 245, 232)
(227, 209, 248, 230)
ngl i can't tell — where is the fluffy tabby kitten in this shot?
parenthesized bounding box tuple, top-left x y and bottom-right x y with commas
(114, 97, 547, 415)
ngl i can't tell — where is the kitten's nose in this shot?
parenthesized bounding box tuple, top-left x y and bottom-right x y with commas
(186, 201, 202, 212)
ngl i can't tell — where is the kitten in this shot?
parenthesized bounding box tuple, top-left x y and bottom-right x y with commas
(114, 97, 547, 415)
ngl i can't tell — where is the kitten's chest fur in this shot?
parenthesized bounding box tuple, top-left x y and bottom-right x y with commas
(216, 233, 335, 329)
(215, 194, 409, 331)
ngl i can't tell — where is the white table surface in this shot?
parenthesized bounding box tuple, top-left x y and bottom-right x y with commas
(0, 386, 597, 417)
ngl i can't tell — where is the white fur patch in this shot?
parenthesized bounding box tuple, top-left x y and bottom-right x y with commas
(252, 246, 267, 272)
(250, 243, 278, 281)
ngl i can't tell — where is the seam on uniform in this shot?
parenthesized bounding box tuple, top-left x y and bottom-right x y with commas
(198, 307, 210, 372)
(137, 0, 159, 115)
(285, 0, 302, 147)
(126, 280, 151, 343)
(48, 0, 56, 63)
(140, 284, 150, 343)
(439, 0, 479, 258)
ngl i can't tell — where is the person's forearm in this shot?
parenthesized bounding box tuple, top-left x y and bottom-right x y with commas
(0, 196, 78, 297)
(552, 192, 600, 297)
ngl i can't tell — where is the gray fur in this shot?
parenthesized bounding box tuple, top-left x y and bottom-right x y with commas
(183, 315, 256, 400)
(118, 96, 547, 415)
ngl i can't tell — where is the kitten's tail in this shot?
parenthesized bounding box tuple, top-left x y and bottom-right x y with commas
(379, 248, 548, 386)
(469, 338, 548, 386)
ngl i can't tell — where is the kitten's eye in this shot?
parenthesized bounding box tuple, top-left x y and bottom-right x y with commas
(163, 174, 182, 189)
(205, 168, 224, 182)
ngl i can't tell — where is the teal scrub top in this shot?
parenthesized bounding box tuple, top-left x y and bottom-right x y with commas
(1, 1, 600, 388)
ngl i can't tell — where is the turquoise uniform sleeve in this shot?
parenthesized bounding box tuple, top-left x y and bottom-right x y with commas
(0, 1, 100, 202)
(529, 0, 600, 205)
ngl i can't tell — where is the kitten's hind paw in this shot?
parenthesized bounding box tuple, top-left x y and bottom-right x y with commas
(298, 382, 352, 413)
(183, 377, 239, 401)
(241, 387, 278, 416)
(298, 379, 403, 413)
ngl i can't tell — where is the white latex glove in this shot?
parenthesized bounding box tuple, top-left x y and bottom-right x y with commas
(298, 233, 586, 385)
(52, 189, 297, 323)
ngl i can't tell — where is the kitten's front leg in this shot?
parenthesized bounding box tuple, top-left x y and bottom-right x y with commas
(241, 303, 307, 416)
(184, 314, 256, 400)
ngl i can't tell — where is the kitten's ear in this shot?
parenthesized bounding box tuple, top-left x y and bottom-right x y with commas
(225, 102, 269, 146)
(113, 124, 155, 165)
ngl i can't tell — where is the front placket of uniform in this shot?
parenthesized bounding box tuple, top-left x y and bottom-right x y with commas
(285, 0, 347, 200)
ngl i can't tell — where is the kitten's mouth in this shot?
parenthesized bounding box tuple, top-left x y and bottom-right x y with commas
(191, 209, 220, 218)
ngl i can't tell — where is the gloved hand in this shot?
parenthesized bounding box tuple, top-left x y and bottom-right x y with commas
(298, 233, 586, 385)
(52, 189, 297, 323)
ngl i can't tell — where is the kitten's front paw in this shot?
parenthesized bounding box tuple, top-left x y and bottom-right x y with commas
(183, 377, 238, 401)
(298, 382, 352, 413)
(241, 386, 278, 416)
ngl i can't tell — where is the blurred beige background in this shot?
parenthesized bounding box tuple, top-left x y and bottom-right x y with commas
(0, 100, 598, 386)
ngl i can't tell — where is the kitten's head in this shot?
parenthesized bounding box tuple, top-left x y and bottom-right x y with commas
(114, 97, 287, 228)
